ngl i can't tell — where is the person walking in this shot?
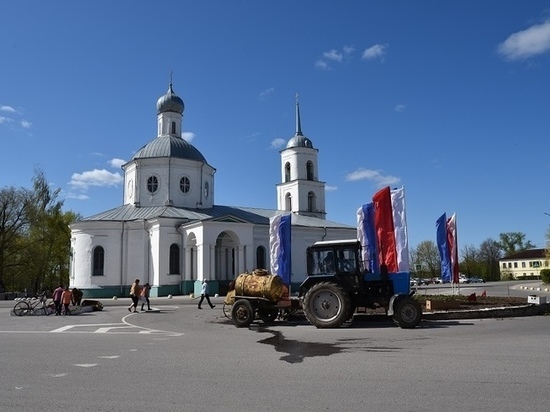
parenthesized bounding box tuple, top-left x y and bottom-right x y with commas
(61, 287, 73, 315)
(140, 283, 151, 311)
(52, 284, 64, 316)
(128, 279, 141, 313)
(198, 279, 215, 309)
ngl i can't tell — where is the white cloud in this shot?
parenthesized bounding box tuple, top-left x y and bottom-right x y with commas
(109, 158, 126, 168)
(394, 104, 406, 112)
(362, 44, 388, 60)
(259, 87, 274, 100)
(315, 46, 356, 70)
(343, 45, 355, 55)
(497, 20, 550, 61)
(64, 193, 90, 200)
(325, 185, 338, 192)
(314, 59, 331, 70)
(0, 105, 31, 132)
(345, 168, 400, 187)
(69, 169, 123, 191)
(270, 138, 286, 149)
(323, 49, 343, 62)
(183, 131, 195, 142)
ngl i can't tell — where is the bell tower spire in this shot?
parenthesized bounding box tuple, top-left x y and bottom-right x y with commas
(277, 95, 326, 219)
(295, 93, 303, 136)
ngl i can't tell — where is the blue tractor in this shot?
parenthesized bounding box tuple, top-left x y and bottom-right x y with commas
(299, 239, 422, 329)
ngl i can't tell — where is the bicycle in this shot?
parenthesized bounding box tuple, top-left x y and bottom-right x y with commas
(12, 292, 52, 316)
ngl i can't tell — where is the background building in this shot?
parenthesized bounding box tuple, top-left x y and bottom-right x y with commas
(499, 249, 548, 280)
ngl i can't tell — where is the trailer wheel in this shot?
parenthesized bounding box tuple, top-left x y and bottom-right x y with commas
(393, 297, 422, 329)
(222, 304, 232, 319)
(258, 308, 279, 324)
(303, 282, 351, 328)
(231, 299, 255, 327)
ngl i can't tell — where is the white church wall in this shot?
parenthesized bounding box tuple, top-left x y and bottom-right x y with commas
(125, 223, 149, 287)
(71, 229, 93, 288)
(123, 164, 137, 205)
(168, 160, 215, 209)
(71, 223, 124, 290)
(156, 222, 184, 287)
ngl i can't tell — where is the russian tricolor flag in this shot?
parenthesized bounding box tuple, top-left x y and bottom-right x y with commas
(436, 212, 459, 283)
(269, 214, 292, 285)
(357, 186, 409, 274)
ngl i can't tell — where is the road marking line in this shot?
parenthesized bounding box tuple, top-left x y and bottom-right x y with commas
(50, 325, 76, 333)
(74, 364, 97, 368)
(94, 326, 132, 333)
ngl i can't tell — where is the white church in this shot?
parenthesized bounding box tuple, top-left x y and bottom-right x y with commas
(69, 82, 356, 298)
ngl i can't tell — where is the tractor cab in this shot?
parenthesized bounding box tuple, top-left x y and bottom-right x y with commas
(306, 239, 362, 276)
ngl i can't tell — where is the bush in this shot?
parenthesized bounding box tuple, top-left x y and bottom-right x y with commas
(540, 269, 550, 285)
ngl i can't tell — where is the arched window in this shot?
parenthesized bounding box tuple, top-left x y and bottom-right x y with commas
(92, 246, 104, 276)
(308, 191, 316, 212)
(256, 246, 266, 270)
(204, 181, 209, 198)
(169, 244, 180, 274)
(285, 193, 292, 211)
(171, 121, 176, 135)
(285, 162, 291, 182)
(147, 176, 158, 193)
(306, 161, 314, 181)
(180, 176, 190, 193)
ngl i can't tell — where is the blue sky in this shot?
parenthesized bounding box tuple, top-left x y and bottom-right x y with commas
(2, 1, 550, 250)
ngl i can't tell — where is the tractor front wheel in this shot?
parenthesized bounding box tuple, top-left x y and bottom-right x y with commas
(393, 296, 422, 329)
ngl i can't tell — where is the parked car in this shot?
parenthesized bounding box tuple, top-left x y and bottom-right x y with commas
(459, 276, 469, 283)
(410, 278, 428, 286)
(468, 277, 485, 283)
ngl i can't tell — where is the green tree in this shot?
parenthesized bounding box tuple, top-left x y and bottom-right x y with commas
(498, 232, 535, 257)
(0, 186, 32, 292)
(479, 238, 502, 281)
(0, 169, 79, 293)
(459, 244, 484, 277)
(413, 240, 440, 278)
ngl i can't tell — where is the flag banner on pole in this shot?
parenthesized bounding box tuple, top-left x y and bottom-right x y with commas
(269, 214, 292, 286)
(357, 202, 378, 272)
(446, 213, 459, 284)
(436, 213, 452, 283)
(357, 186, 409, 274)
(372, 186, 398, 273)
(391, 187, 409, 272)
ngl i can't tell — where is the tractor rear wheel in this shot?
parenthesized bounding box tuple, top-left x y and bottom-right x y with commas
(393, 296, 422, 329)
(231, 299, 255, 328)
(303, 282, 351, 328)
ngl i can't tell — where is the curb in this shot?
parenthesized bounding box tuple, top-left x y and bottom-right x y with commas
(422, 303, 550, 321)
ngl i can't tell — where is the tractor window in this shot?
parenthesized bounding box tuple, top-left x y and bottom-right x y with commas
(337, 249, 356, 273)
(308, 249, 335, 275)
(307, 245, 360, 275)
